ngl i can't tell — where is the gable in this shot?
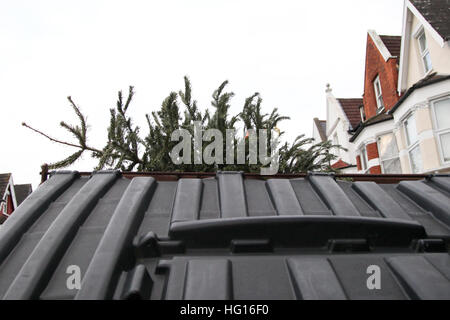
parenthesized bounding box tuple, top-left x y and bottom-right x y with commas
(399, 4, 450, 93)
(367, 30, 400, 62)
(363, 31, 401, 118)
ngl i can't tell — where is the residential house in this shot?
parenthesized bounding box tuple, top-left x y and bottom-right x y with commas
(349, 30, 402, 173)
(321, 84, 360, 172)
(389, 0, 450, 173)
(315, 0, 450, 174)
(0, 173, 33, 224)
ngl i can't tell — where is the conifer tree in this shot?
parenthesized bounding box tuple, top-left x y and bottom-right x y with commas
(23, 76, 345, 173)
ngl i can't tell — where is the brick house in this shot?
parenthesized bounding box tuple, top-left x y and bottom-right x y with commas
(0, 173, 33, 224)
(350, 30, 402, 174)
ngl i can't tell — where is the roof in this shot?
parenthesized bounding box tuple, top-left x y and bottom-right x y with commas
(313, 118, 327, 142)
(0, 170, 449, 300)
(0, 174, 11, 198)
(13, 184, 33, 206)
(330, 159, 353, 170)
(410, 0, 450, 41)
(350, 112, 394, 142)
(337, 98, 363, 130)
(389, 73, 450, 115)
(379, 35, 401, 58)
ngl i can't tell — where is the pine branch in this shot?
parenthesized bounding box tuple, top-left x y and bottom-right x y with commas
(67, 96, 87, 140)
(48, 150, 84, 169)
(22, 122, 101, 153)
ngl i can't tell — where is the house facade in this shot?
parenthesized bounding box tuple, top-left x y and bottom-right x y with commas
(323, 85, 360, 173)
(0, 173, 33, 224)
(389, 0, 450, 174)
(350, 30, 402, 174)
(314, 0, 450, 174)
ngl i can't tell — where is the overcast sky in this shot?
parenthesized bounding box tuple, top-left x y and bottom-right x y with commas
(0, 0, 404, 189)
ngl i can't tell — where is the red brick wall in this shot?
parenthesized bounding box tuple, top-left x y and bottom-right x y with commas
(366, 142, 379, 160)
(6, 194, 13, 215)
(365, 142, 381, 174)
(369, 165, 382, 174)
(356, 155, 362, 171)
(363, 35, 400, 119)
(2, 192, 14, 216)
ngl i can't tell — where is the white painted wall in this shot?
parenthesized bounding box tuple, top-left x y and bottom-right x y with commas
(325, 89, 358, 171)
(392, 79, 450, 173)
(400, 4, 450, 91)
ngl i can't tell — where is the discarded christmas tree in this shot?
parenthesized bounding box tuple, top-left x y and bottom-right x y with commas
(23, 76, 345, 173)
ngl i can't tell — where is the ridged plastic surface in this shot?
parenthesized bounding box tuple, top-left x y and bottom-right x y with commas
(0, 171, 448, 300)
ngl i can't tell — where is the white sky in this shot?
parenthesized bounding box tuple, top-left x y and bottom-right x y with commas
(0, 0, 404, 189)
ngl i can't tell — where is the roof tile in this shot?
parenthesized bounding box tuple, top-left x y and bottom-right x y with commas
(0, 173, 11, 198)
(380, 35, 401, 58)
(337, 98, 363, 130)
(410, 0, 450, 41)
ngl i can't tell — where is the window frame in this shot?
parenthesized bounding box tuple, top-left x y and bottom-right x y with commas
(376, 132, 401, 174)
(403, 113, 422, 173)
(359, 105, 366, 122)
(2, 200, 7, 215)
(416, 29, 432, 75)
(430, 95, 450, 165)
(359, 145, 369, 173)
(373, 75, 384, 113)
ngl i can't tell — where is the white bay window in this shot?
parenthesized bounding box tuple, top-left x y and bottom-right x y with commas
(404, 114, 422, 173)
(360, 146, 369, 173)
(432, 97, 450, 163)
(377, 133, 401, 173)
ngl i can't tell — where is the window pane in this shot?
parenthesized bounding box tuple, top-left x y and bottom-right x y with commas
(382, 158, 402, 173)
(434, 98, 450, 130)
(439, 132, 450, 162)
(378, 133, 399, 160)
(409, 145, 422, 173)
(418, 32, 427, 53)
(361, 148, 367, 170)
(405, 115, 418, 146)
(423, 52, 432, 72)
(377, 97, 384, 110)
(375, 81, 380, 96)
